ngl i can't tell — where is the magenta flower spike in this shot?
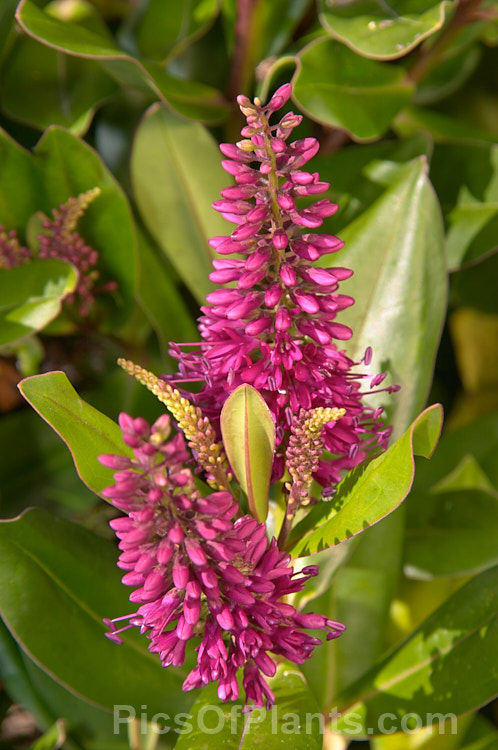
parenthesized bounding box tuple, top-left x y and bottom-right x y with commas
(168, 84, 397, 489)
(100, 413, 345, 709)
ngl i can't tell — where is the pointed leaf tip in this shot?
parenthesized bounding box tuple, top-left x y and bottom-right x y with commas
(220, 385, 276, 522)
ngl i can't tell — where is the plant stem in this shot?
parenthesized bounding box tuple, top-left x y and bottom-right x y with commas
(407, 0, 485, 85)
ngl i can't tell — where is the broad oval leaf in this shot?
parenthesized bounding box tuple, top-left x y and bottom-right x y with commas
(18, 371, 131, 499)
(220, 384, 276, 522)
(293, 38, 414, 142)
(0, 508, 190, 716)
(16, 0, 228, 123)
(318, 0, 455, 60)
(131, 104, 228, 304)
(331, 565, 498, 737)
(175, 665, 322, 750)
(334, 157, 447, 438)
(0, 259, 77, 347)
(289, 404, 443, 556)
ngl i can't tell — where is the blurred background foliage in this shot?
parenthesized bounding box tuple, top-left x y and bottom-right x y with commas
(0, 0, 497, 748)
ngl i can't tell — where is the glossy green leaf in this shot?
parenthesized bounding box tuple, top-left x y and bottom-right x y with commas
(131, 104, 228, 304)
(430, 142, 498, 269)
(19, 371, 131, 499)
(289, 404, 442, 556)
(332, 565, 498, 737)
(16, 0, 228, 123)
(336, 157, 447, 437)
(2, 0, 115, 133)
(0, 0, 17, 65)
(30, 720, 66, 750)
(175, 665, 322, 749)
(0, 508, 189, 717)
(318, 0, 455, 60)
(220, 384, 276, 522)
(0, 259, 77, 347)
(135, 224, 198, 357)
(136, 0, 219, 61)
(326, 511, 406, 697)
(293, 38, 413, 142)
(0, 128, 44, 230)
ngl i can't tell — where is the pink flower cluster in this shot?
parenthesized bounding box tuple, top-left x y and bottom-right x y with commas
(169, 84, 397, 488)
(38, 192, 117, 317)
(0, 191, 116, 317)
(101, 413, 344, 708)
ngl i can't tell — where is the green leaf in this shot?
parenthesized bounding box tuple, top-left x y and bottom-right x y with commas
(404, 489, 498, 579)
(0, 619, 55, 730)
(0, 508, 190, 716)
(220, 384, 276, 522)
(135, 223, 198, 357)
(30, 720, 66, 750)
(414, 43, 481, 106)
(309, 134, 431, 233)
(0, 259, 77, 347)
(136, 0, 219, 62)
(16, 0, 228, 123)
(405, 412, 498, 578)
(451, 251, 498, 315)
(332, 565, 498, 737)
(21, 653, 130, 750)
(175, 665, 322, 749)
(408, 410, 498, 499)
(0, 405, 97, 515)
(19, 371, 131, 499)
(318, 0, 456, 60)
(131, 104, 228, 304)
(293, 38, 414, 142)
(289, 404, 443, 556)
(324, 511, 405, 697)
(1, 0, 116, 133)
(0, 128, 44, 231)
(336, 157, 447, 437)
(394, 106, 497, 145)
(430, 142, 498, 269)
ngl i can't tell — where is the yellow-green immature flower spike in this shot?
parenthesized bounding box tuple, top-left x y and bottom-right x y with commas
(118, 358, 232, 490)
(286, 407, 346, 503)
